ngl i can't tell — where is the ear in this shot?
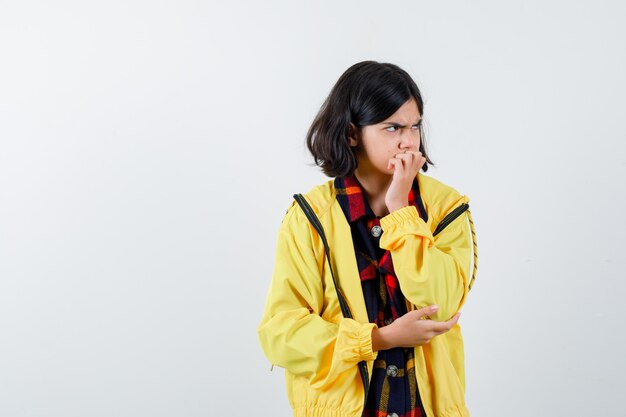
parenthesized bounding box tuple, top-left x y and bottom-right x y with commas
(348, 123, 358, 147)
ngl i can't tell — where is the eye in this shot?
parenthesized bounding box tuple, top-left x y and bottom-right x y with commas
(385, 126, 400, 132)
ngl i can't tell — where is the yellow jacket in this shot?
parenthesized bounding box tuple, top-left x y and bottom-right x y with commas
(258, 172, 477, 417)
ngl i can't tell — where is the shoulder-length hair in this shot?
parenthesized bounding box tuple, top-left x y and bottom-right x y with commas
(306, 60, 435, 178)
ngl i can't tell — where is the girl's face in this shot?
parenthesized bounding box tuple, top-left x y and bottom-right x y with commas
(349, 97, 422, 177)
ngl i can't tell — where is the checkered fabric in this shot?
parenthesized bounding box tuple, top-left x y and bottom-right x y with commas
(334, 174, 428, 417)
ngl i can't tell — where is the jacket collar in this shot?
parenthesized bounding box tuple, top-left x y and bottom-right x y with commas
(334, 173, 428, 222)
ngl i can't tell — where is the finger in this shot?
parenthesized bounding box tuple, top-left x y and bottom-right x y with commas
(412, 305, 438, 319)
(447, 311, 461, 325)
(404, 150, 422, 157)
(394, 152, 415, 162)
(397, 152, 424, 171)
(387, 158, 400, 170)
(397, 155, 413, 170)
(411, 155, 426, 171)
(432, 312, 461, 334)
(389, 158, 405, 174)
(403, 151, 424, 166)
(416, 156, 426, 170)
(429, 322, 452, 335)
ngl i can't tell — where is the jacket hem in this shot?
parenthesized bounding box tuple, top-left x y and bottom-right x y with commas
(291, 404, 470, 417)
(292, 405, 362, 417)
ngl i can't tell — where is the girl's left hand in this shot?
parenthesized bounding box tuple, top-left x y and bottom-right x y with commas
(385, 149, 426, 213)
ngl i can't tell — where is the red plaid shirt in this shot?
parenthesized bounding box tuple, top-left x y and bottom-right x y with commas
(334, 173, 428, 417)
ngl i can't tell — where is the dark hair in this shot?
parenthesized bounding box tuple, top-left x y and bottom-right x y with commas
(306, 60, 435, 178)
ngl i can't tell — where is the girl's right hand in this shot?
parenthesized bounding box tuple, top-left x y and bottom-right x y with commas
(371, 305, 461, 351)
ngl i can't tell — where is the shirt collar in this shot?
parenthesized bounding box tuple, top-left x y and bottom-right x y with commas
(334, 173, 426, 223)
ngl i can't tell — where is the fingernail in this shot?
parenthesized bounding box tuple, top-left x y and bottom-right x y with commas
(431, 305, 438, 310)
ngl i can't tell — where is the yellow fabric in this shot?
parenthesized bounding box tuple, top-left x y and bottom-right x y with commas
(258, 172, 475, 417)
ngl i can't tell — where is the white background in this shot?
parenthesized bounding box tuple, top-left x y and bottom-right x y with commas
(1, 1, 624, 416)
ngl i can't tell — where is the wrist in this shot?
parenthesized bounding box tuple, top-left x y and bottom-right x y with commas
(371, 325, 395, 351)
(386, 200, 408, 213)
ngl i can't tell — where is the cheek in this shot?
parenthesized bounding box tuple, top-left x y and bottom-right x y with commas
(377, 148, 391, 161)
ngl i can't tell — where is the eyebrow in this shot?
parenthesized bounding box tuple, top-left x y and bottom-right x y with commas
(381, 119, 422, 127)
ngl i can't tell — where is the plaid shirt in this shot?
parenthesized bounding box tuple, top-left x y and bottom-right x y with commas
(334, 173, 429, 417)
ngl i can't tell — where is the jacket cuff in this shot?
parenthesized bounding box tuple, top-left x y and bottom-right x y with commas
(339, 318, 378, 362)
(379, 206, 434, 246)
(358, 322, 378, 361)
(380, 205, 421, 228)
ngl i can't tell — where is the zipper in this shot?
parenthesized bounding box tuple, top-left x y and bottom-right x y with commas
(359, 361, 370, 407)
(293, 194, 352, 320)
(433, 203, 469, 236)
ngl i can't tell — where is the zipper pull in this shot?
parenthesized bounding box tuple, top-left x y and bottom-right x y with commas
(270, 364, 274, 371)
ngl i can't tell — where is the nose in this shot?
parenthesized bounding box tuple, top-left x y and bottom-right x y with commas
(400, 131, 415, 148)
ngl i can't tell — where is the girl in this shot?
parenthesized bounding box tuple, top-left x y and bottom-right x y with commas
(258, 61, 478, 417)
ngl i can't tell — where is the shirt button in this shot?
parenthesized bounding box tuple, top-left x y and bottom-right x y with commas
(386, 365, 399, 377)
(388, 413, 399, 417)
(371, 225, 382, 237)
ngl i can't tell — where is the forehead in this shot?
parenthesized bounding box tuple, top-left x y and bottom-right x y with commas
(382, 98, 421, 123)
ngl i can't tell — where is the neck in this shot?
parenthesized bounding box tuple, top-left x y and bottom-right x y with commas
(353, 168, 393, 217)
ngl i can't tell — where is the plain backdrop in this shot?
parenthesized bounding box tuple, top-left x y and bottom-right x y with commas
(1, 1, 624, 416)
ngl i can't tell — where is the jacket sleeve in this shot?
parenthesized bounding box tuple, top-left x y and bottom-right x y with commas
(257, 203, 377, 385)
(378, 196, 473, 322)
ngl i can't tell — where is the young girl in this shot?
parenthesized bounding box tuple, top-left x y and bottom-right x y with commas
(258, 61, 477, 417)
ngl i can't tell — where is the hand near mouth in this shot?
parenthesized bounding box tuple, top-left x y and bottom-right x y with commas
(385, 149, 426, 213)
